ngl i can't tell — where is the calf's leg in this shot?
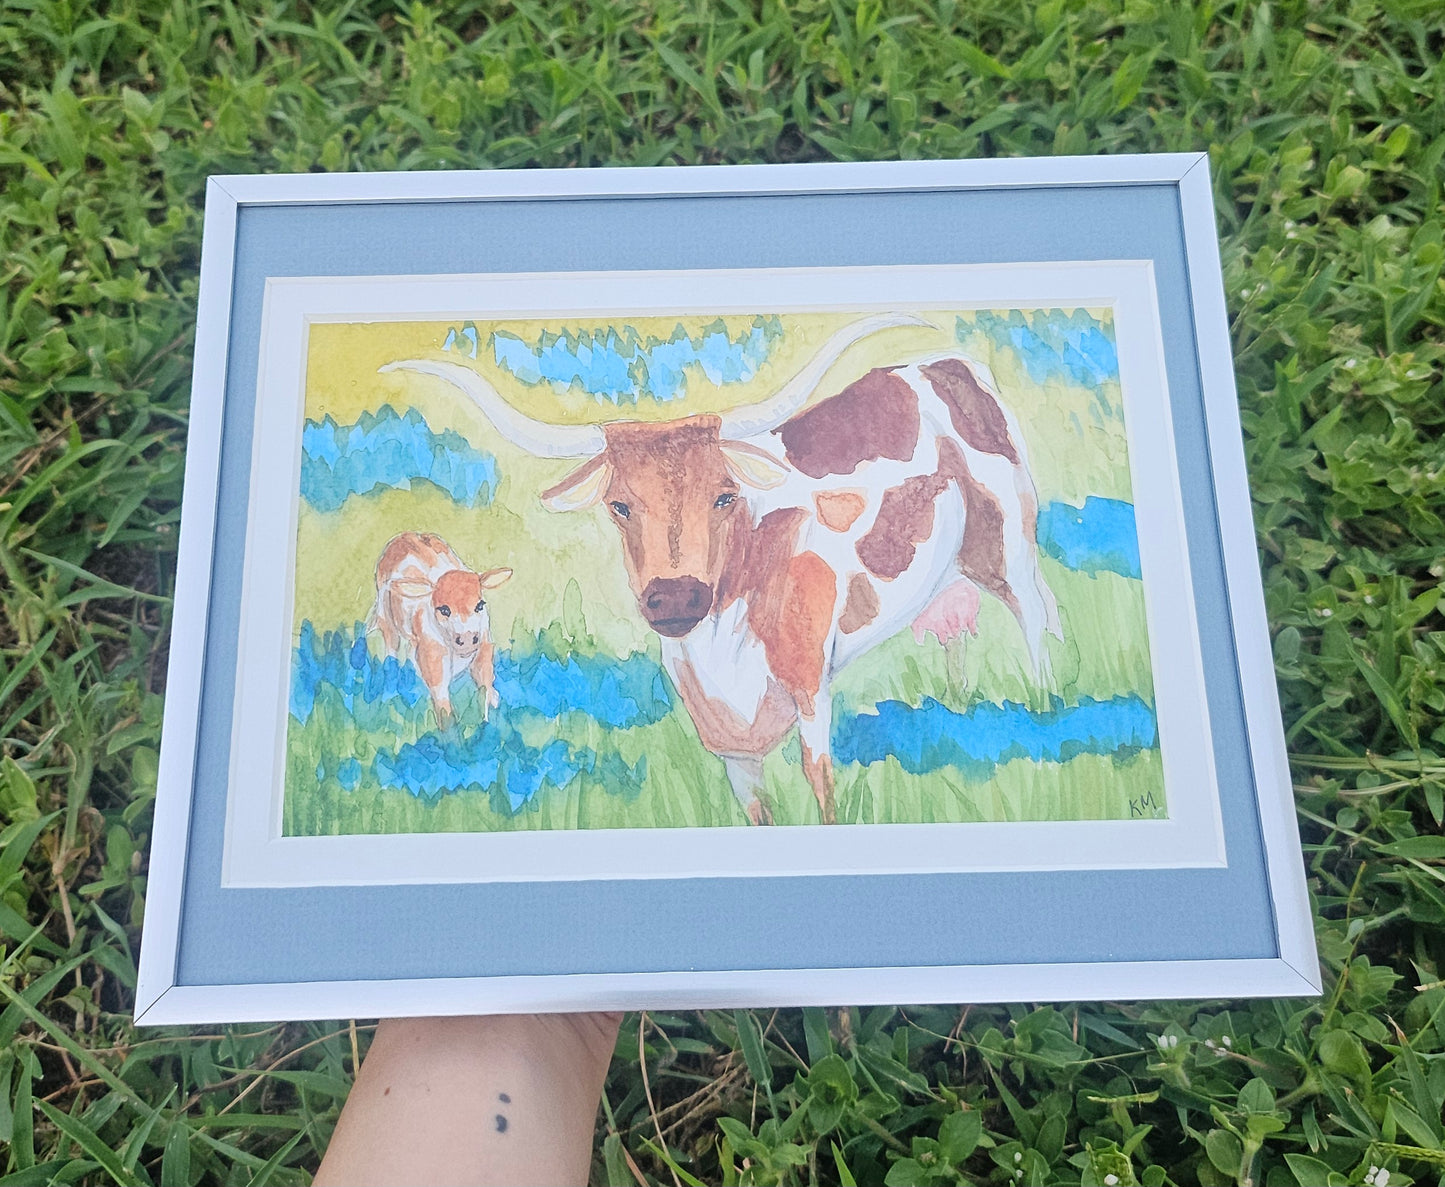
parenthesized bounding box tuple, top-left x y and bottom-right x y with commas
(414, 638, 453, 729)
(470, 641, 498, 720)
(372, 591, 407, 661)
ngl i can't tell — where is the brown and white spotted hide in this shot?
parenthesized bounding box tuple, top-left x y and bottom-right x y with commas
(537, 354, 1061, 827)
(368, 531, 513, 729)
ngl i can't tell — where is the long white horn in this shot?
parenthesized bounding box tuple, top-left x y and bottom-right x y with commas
(379, 359, 606, 459)
(718, 312, 934, 439)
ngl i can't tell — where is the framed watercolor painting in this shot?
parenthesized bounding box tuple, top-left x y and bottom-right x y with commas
(135, 155, 1319, 1024)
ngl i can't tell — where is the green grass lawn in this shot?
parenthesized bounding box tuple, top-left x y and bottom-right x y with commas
(2, 1, 1444, 1184)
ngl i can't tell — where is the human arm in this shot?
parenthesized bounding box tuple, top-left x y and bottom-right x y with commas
(314, 1012, 622, 1187)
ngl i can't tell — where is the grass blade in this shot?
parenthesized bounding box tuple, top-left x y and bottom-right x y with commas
(33, 1100, 128, 1184)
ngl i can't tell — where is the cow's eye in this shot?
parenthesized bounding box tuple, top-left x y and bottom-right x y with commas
(714, 492, 737, 509)
(437, 605, 451, 617)
(474, 600, 485, 613)
(609, 501, 631, 519)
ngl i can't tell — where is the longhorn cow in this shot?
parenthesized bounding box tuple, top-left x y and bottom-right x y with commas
(382, 315, 1062, 824)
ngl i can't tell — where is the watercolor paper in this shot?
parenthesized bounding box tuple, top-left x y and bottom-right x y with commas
(219, 263, 1223, 887)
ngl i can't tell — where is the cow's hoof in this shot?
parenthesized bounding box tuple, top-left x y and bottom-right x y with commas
(748, 798, 774, 826)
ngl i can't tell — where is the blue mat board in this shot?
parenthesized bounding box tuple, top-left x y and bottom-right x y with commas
(176, 183, 1276, 986)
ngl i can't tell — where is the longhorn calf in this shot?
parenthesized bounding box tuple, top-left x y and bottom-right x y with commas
(368, 531, 513, 728)
(383, 317, 1061, 823)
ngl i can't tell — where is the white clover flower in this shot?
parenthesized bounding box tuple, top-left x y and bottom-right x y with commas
(1221, 1035, 1232, 1048)
(1104, 1176, 1119, 1186)
(1168, 1034, 1179, 1049)
(1344, 358, 1358, 369)
(1014, 1152, 1023, 1163)
(1318, 607, 1333, 618)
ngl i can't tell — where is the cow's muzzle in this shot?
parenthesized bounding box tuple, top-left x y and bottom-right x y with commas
(640, 576, 713, 637)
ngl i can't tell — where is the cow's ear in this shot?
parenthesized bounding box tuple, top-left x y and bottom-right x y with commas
(721, 441, 790, 490)
(541, 455, 613, 511)
(478, 566, 513, 589)
(391, 580, 433, 598)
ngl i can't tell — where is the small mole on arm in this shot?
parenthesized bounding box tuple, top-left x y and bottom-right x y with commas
(383, 1087, 390, 1096)
(494, 1114, 508, 1133)
(498, 1092, 510, 1103)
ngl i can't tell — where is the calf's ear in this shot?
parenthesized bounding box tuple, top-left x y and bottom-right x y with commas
(478, 567, 513, 589)
(541, 454, 613, 511)
(391, 580, 433, 598)
(720, 441, 790, 490)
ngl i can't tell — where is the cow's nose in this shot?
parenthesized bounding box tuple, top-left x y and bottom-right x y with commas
(639, 577, 713, 637)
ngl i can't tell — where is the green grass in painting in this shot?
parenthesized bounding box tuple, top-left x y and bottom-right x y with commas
(286, 727, 1164, 836)
(282, 561, 1162, 835)
(2, 2, 1443, 1185)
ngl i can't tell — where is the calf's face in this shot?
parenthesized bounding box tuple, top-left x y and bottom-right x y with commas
(540, 417, 790, 638)
(430, 567, 512, 657)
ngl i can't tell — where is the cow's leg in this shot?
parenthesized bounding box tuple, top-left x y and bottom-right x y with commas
(997, 564, 1052, 686)
(1037, 563, 1062, 640)
(984, 564, 1054, 690)
(1005, 501, 1058, 687)
(469, 640, 498, 720)
(1010, 487, 1061, 641)
(722, 756, 773, 825)
(958, 473, 1058, 689)
(1017, 487, 1062, 645)
(415, 639, 453, 729)
(764, 550, 839, 823)
(796, 698, 836, 824)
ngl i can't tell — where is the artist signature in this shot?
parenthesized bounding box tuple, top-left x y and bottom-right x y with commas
(1129, 790, 1165, 819)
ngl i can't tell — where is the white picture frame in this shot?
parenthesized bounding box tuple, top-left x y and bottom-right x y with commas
(135, 154, 1319, 1025)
